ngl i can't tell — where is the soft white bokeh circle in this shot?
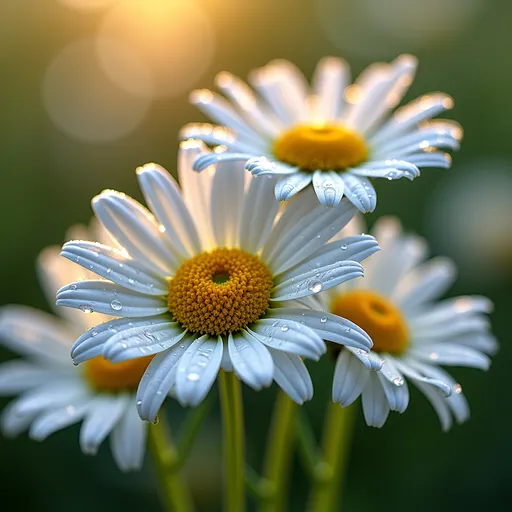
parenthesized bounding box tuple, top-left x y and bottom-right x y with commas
(316, 0, 485, 58)
(42, 38, 152, 143)
(96, 0, 215, 99)
(426, 161, 512, 283)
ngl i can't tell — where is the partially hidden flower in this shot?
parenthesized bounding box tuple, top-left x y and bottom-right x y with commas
(185, 55, 461, 212)
(57, 141, 377, 423)
(0, 221, 148, 471)
(318, 217, 497, 429)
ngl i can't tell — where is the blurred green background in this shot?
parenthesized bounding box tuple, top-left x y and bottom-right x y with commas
(0, 0, 510, 510)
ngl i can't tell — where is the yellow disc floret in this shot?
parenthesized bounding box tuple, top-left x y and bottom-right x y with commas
(331, 290, 408, 354)
(85, 356, 154, 392)
(168, 248, 273, 336)
(273, 124, 368, 171)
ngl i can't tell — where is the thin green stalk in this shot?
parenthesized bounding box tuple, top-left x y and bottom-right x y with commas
(307, 403, 355, 512)
(219, 370, 245, 512)
(148, 415, 194, 512)
(259, 391, 296, 512)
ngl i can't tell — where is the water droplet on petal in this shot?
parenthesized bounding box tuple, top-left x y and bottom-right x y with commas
(110, 300, 123, 311)
(341, 244, 348, 250)
(308, 280, 323, 293)
(320, 316, 328, 323)
(187, 372, 200, 381)
(136, 400, 142, 406)
(70, 284, 77, 290)
(454, 383, 462, 394)
(280, 325, 289, 332)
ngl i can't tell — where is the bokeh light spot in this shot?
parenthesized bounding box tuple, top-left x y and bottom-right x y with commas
(97, 0, 215, 98)
(42, 38, 152, 143)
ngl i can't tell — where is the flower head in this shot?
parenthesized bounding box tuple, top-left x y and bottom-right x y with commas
(185, 55, 462, 212)
(319, 217, 497, 429)
(57, 141, 377, 423)
(0, 222, 148, 471)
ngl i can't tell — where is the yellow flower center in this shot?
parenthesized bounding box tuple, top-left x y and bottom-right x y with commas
(85, 356, 154, 392)
(273, 124, 368, 171)
(330, 290, 408, 354)
(168, 248, 273, 336)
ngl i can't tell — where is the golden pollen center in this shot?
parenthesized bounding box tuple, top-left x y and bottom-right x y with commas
(273, 124, 368, 171)
(85, 356, 154, 392)
(331, 290, 408, 354)
(168, 248, 273, 336)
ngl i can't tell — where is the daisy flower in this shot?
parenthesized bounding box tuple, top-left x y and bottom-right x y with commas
(184, 54, 462, 212)
(318, 217, 497, 429)
(0, 222, 148, 471)
(57, 141, 377, 423)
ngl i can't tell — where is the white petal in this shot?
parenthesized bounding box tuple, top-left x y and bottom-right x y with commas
(350, 161, 419, 181)
(246, 157, 298, 177)
(175, 336, 223, 408)
(13, 380, 88, 416)
(29, 399, 91, 441)
(332, 349, 370, 406)
(417, 364, 469, 425)
(61, 241, 167, 296)
(190, 89, 266, 144)
(377, 360, 409, 413)
(1, 400, 39, 437)
(71, 315, 170, 364)
(228, 332, 274, 391)
(267, 308, 373, 353)
(0, 305, 72, 365)
(92, 190, 179, 275)
(275, 173, 312, 202)
(345, 346, 383, 371)
(103, 322, 188, 363)
(136, 337, 195, 422)
(248, 318, 325, 360)
(395, 257, 457, 313)
(177, 141, 216, 250)
(271, 261, 364, 301)
(262, 188, 319, 261)
(214, 71, 282, 137)
(403, 151, 452, 169)
(280, 235, 379, 283)
(80, 394, 129, 455)
(239, 174, 280, 254)
(210, 159, 246, 247)
(445, 333, 498, 356)
(110, 398, 148, 471)
(366, 233, 427, 297)
(312, 171, 345, 207)
(409, 344, 490, 370)
(267, 200, 357, 274)
(0, 361, 56, 395)
(57, 280, 168, 318)
(268, 348, 313, 404)
(409, 296, 493, 330)
(346, 54, 417, 134)
(370, 93, 454, 146)
(312, 56, 350, 121)
(362, 373, 390, 428)
(340, 174, 377, 213)
(136, 163, 202, 257)
(249, 59, 309, 125)
(193, 151, 256, 172)
(394, 359, 452, 397)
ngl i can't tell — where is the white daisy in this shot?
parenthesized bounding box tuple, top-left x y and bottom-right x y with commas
(0, 222, 148, 471)
(318, 217, 497, 429)
(57, 140, 377, 423)
(183, 54, 462, 212)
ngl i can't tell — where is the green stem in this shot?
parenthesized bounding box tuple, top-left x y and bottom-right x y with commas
(148, 416, 195, 512)
(259, 391, 296, 512)
(295, 411, 325, 482)
(307, 403, 355, 512)
(219, 370, 245, 512)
